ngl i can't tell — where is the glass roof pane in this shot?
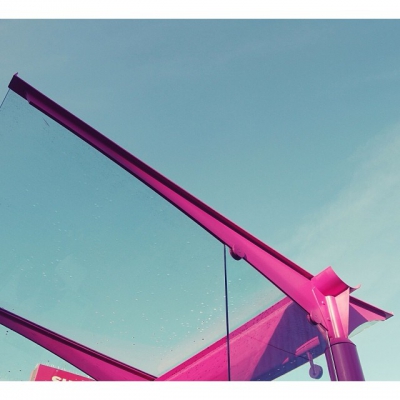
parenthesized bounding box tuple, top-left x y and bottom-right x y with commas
(0, 90, 227, 377)
(226, 254, 329, 380)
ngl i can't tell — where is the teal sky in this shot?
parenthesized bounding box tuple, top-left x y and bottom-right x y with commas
(1, 18, 400, 382)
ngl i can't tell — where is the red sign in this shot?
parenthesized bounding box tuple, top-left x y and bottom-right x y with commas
(30, 364, 93, 381)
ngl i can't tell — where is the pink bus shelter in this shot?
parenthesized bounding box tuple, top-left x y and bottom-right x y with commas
(0, 74, 392, 381)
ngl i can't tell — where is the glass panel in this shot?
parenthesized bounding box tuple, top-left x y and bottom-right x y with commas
(0, 324, 91, 381)
(226, 251, 330, 381)
(0, 90, 227, 379)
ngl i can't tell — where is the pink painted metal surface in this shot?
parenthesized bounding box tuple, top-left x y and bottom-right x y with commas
(329, 339, 365, 381)
(0, 307, 155, 381)
(349, 297, 392, 333)
(311, 266, 359, 297)
(3, 74, 393, 381)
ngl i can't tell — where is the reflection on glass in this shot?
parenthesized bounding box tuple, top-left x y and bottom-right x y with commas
(226, 254, 329, 381)
(0, 91, 227, 378)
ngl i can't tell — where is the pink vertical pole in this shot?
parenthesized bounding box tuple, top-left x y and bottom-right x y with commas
(329, 338, 365, 381)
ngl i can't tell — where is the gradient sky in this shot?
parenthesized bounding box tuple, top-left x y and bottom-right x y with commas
(0, 18, 399, 383)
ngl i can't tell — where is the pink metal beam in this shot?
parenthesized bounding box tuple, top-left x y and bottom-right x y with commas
(0, 307, 156, 381)
(8, 74, 317, 313)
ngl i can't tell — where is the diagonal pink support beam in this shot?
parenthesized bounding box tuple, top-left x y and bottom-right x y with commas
(0, 307, 156, 381)
(8, 74, 316, 313)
